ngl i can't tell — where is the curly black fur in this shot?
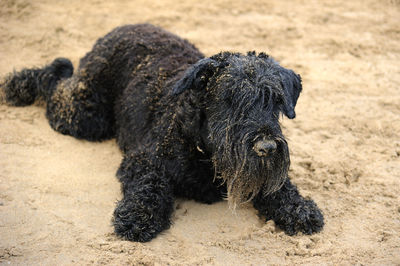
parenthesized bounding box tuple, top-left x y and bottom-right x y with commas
(1, 23, 323, 242)
(1, 58, 73, 106)
(253, 179, 324, 235)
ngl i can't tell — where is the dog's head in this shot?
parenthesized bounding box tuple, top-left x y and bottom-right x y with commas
(173, 52, 302, 208)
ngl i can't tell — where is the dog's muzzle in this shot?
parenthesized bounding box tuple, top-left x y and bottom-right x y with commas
(253, 139, 277, 157)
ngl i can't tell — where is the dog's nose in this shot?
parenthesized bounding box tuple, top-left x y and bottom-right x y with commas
(253, 140, 277, 157)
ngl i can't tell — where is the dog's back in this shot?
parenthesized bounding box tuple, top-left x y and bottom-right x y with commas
(79, 24, 203, 100)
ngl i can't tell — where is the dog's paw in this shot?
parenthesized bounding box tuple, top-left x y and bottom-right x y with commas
(274, 199, 324, 235)
(112, 197, 171, 242)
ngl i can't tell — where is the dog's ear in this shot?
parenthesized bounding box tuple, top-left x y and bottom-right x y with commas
(172, 58, 219, 95)
(278, 68, 302, 119)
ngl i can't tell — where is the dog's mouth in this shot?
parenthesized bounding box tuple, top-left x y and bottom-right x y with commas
(213, 136, 289, 209)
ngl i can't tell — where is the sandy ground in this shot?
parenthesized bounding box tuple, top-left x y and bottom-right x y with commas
(0, 0, 399, 265)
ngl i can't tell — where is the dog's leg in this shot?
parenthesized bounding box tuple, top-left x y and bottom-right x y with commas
(1, 57, 115, 141)
(253, 178, 324, 235)
(45, 73, 115, 141)
(113, 152, 174, 242)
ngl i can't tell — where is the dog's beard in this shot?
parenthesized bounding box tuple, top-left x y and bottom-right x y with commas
(212, 133, 290, 210)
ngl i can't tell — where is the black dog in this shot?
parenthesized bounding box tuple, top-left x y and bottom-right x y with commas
(1, 24, 323, 242)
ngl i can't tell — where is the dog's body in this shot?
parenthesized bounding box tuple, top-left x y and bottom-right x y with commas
(1, 24, 324, 242)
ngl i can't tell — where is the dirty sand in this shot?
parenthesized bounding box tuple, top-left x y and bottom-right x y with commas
(0, 0, 399, 265)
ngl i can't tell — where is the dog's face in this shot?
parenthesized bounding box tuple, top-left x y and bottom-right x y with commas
(173, 52, 302, 208)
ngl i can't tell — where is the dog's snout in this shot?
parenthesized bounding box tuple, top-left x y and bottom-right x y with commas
(253, 140, 277, 157)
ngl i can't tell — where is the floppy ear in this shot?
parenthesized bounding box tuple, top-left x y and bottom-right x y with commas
(278, 68, 302, 119)
(172, 58, 219, 95)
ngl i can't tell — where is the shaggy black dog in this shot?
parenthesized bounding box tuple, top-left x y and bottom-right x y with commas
(1, 24, 324, 242)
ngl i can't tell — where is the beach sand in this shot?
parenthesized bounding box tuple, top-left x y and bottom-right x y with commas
(0, 0, 399, 264)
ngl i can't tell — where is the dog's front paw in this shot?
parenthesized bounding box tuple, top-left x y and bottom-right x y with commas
(274, 199, 324, 235)
(112, 197, 171, 242)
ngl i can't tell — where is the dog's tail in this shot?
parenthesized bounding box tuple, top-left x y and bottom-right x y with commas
(0, 58, 73, 106)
